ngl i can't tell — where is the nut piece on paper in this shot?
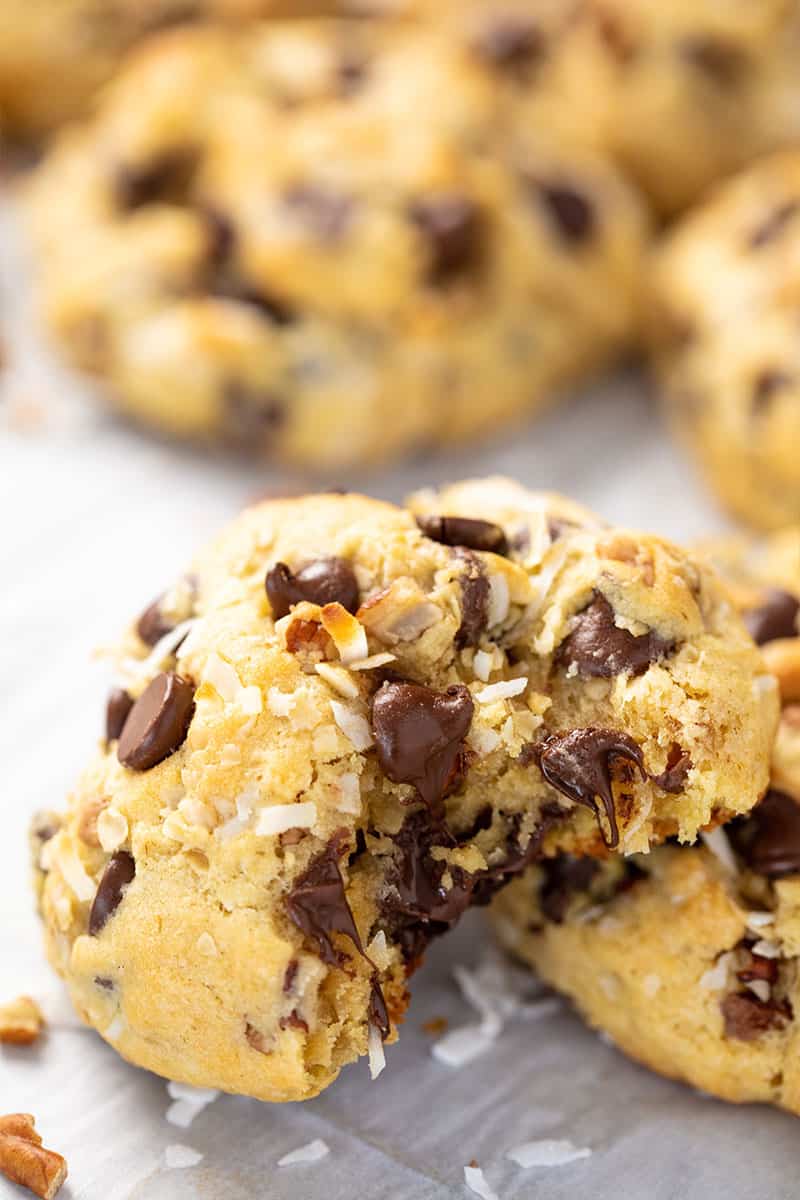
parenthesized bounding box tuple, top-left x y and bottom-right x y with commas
(0, 1113, 67, 1198)
(0, 996, 45, 1045)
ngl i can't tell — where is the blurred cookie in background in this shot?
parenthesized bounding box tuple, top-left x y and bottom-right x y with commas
(650, 152, 800, 530)
(24, 21, 646, 471)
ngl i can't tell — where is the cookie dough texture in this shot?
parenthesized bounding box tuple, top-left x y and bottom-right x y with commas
(651, 152, 800, 530)
(25, 21, 646, 470)
(33, 482, 776, 1101)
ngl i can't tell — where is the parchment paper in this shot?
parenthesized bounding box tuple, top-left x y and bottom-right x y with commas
(2, 194, 797, 1200)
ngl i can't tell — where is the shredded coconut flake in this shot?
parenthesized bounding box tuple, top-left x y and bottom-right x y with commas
(267, 687, 294, 717)
(97, 806, 128, 853)
(642, 973, 662, 997)
(278, 1139, 330, 1167)
(746, 979, 772, 1003)
(315, 661, 360, 699)
(746, 911, 775, 929)
(256, 801, 317, 836)
(125, 618, 196, 681)
(700, 828, 738, 874)
(463, 1165, 498, 1200)
(368, 1023, 386, 1080)
(320, 604, 368, 664)
(165, 1144, 203, 1170)
(166, 1082, 219, 1129)
(468, 726, 501, 757)
(472, 650, 494, 682)
(475, 677, 528, 704)
(330, 700, 373, 750)
(335, 772, 361, 814)
(752, 939, 781, 958)
(700, 951, 734, 991)
(486, 573, 510, 627)
(349, 652, 397, 671)
(59, 843, 97, 902)
(203, 653, 242, 702)
(104, 1014, 125, 1042)
(507, 1139, 591, 1168)
(432, 1024, 496, 1067)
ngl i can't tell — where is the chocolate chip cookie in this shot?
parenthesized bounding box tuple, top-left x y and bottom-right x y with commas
(32, 482, 776, 1101)
(25, 21, 646, 469)
(650, 151, 800, 529)
(493, 525, 800, 1114)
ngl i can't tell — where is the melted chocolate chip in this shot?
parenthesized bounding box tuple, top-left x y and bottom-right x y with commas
(721, 992, 790, 1041)
(454, 549, 489, 649)
(117, 672, 195, 771)
(115, 149, 198, 211)
(728, 790, 800, 879)
(538, 855, 600, 924)
(752, 368, 792, 417)
(286, 839, 364, 968)
(136, 595, 174, 647)
(536, 727, 647, 848)
(473, 18, 543, 75)
(532, 181, 594, 243)
(748, 201, 800, 250)
(89, 851, 135, 936)
(265, 557, 359, 620)
(284, 184, 353, 241)
(409, 196, 485, 286)
(558, 592, 674, 677)
(368, 979, 390, 1040)
(370, 682, 474, 811)
(679, 38, 746, 84)
(223, 384, 285, 448)
(105, 687, 134, 743)
(742, 589, 800, 645)
(652, 743, 692, 793)
(415, 514, 508, 555)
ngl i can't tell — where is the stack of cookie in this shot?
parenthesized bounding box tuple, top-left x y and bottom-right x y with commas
(33, 479, 787, 1106)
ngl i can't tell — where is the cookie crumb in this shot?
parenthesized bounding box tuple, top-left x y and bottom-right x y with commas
(0, 997, 45, 1045)
(422, 1016, 449, 1036)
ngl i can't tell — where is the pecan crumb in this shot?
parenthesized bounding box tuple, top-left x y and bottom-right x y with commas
(0, 1113, 67, 1199)
(421, 1016, 449, 1036)
(0, 997, 45, 1046)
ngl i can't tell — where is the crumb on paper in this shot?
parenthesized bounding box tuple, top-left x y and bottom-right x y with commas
(507, 1138, 591, 1168)
(463, 1163, 499, 1200)
(277, 1139, 330, 1167)
(0, 996, 45, 1045)
(165, 1081, 220, 1129)
(164, 1144, 203, 1170)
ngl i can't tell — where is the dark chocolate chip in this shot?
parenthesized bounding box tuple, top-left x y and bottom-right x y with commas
(454, 549, 489, 649)
(538, 855, 600, 924)
(536, 727, 647, 849)
(278, 1010, 309, 1033)
(409, 196, 485, 286)
(748, 201, 800, 250)
(284, 184, 354, 241)
(473, 18, 543, 75)
(370, 681, 474, 811)
(530, 180, 594, 244)
(89, 851, 136, 936)
(223, 383, 285, 449)
(136, 595, 174, 647)
(752, 368, 792, 417)
(286, 837, 364, 968)
(742, 588, 800, 645)
(728, 790, 800, 879)
(721, 992, 790, 1041)
(114, 148, 198, 211)
(265, 557, 360, 621)
(94, 976, 115, 991)
(558, 592, 674, 677)
(652, 743, 692, 793)
(415, 514, 508, 555)
(117, 672, 195, 771)
(105, 687, 134, 743)
(679, 37, 746, 85)
(283, 959, 299, 994)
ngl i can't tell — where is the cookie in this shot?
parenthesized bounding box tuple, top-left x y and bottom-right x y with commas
(492, 525, 800, 1114)
(33, 482, 776, 1101)
(25, 21, 646, 470)
(650, 152, 800, 529)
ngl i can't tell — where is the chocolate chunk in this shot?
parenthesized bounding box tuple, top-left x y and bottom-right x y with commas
(105, 687, 134, 743)
(368, 978, 390, 1040)
(278, 1010, 309, 1033)
(679, 38, 746, 84)
(223, 384, 285, 448)
(284, 184, 353, 241)
(748, 201, 800, 250)
(409, 196, 485, 285)
(136, 595, 174, 647)
(721, 992, 790, 1041)
(729, 790, 800, 879)
(415, 514, 508, 555)
(117, 672, 195, 771)
(370, 682, 474, 810)
(743, 588, 800, 645)
(538, 855, 599, 924)
(286, 838, 364, 968)
(94, 976, 115, 991)
(652, 742, 692, 793)
(558, 592, 674, 677)
(752, 368, 792, 416)
(265, 556, 359, 621)
(454, 549, 489, 649)
(115, 148, 198, 211)
(536, 727, 647, 848)
(532, 181, 594, 244)
(473, 18, 543, 75)
(89, 851, 135, 936)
